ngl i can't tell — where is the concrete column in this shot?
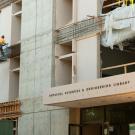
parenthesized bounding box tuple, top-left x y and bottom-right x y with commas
(77, 0, 99, 21)
(18, 0, 69, 135)
(76, 0, 100, 82)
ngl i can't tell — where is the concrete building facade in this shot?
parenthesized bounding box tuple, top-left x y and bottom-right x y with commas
(0, 0, 135, 135)
(0, 0, 69, 134)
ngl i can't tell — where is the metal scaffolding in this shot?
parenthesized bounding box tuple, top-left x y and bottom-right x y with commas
(0, 0, 19, 10)
(55, 17, 105, 44)
(0, 100, 21, 120)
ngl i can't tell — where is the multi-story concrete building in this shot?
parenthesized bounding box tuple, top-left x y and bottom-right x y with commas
(0, 0, 135, 135)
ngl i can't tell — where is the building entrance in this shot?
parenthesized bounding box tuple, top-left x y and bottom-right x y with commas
(69, 123, 130, 135)
(82, 103, 135, 135)
(69, 102, 135, 135)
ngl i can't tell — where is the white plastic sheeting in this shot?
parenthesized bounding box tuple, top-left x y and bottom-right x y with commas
(101, 4, 135, 48)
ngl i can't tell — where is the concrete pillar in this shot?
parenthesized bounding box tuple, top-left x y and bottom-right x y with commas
(76, 0, 100, 82)
(18, 0, 69, 135)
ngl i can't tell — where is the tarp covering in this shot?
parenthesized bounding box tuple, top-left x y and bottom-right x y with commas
(101, 4, 135, 48)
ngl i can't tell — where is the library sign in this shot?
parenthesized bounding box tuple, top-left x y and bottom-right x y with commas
(43, 72, 135, 107)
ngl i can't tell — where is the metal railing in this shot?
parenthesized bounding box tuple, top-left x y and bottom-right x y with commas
(0, 0, 19, 10)
(0, 43, 20, 61)
(55, 1, 133, 45)
(55, 17, 105, 44)
(0, 0, 11, 9)
(101, 62, 135, 75)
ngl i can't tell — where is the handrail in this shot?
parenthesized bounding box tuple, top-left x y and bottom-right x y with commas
(0, 0, 20, 10)
(101, 62, 135, 74)
(55, 16, 105, 44)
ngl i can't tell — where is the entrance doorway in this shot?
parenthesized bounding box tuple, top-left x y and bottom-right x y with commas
(69, 102, 135, 135)
(81, 103, 135, 135)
